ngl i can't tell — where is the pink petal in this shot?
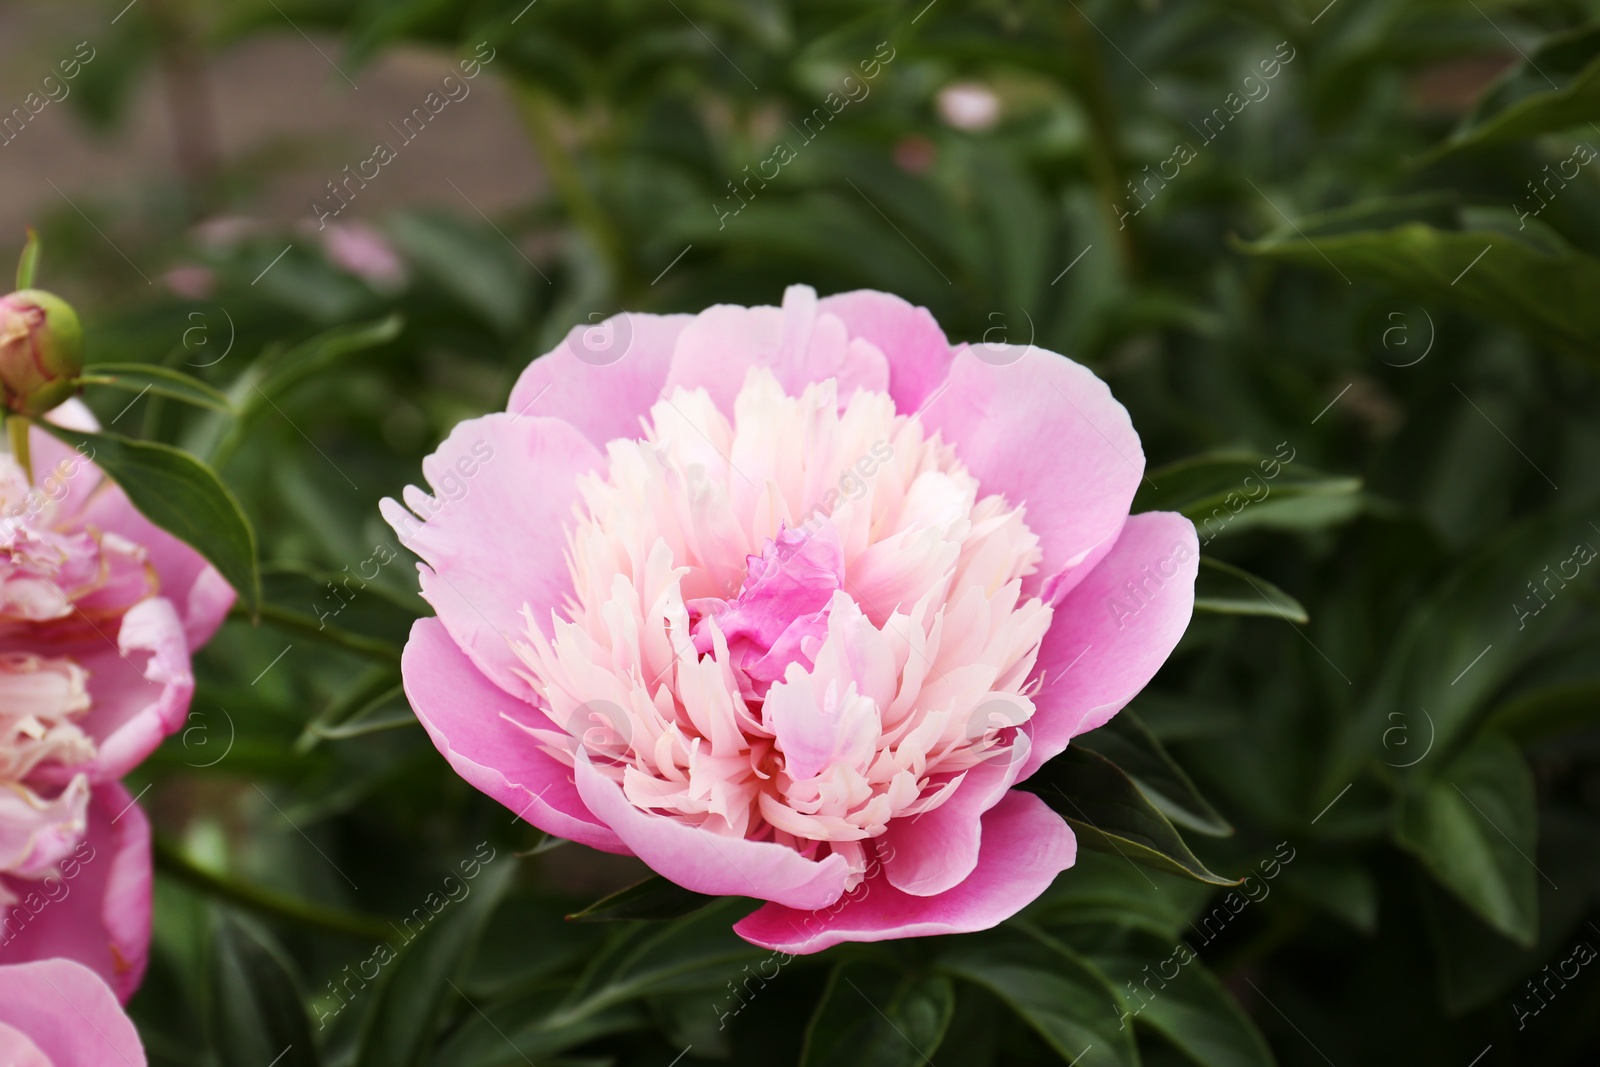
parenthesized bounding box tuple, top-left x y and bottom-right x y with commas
(402, 617, 626, 853)
(916, 346, 1144, 601)
(816, 289, 956, 412)
(506, 312, 695, 449)
(572, 754, 853, 910)
(31, 598, 194, 786)
(879, 731, 1031, 897)
(382, 413, 604, 703)
(1020, 511, 1198, 778)
(0, 781, 153, 1003)
(0, 1021, 51, 1067)
(733, 790, 1074, 954)
(72, 473, 235, 650)
(663, 286, 888, 412)
(0, 957, 147, 1064)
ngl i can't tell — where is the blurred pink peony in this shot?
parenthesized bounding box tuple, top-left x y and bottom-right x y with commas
(324, 223, 406, 291)
(0, 958, 146, 1064)
(0, 403, 234, 998)
(937, 81, 1001, 131)
(387, 286, 1196, 953)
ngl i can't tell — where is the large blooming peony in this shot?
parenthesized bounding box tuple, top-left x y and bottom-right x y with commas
(388, 286, 1196, 953)
(0, 404, 233, 997)
(0, 958, 146, 1064)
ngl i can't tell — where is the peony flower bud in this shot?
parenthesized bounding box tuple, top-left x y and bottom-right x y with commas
(0, 289, 83, 416)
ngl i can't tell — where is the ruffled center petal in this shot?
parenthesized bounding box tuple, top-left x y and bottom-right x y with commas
(513, 369, 1052, 888)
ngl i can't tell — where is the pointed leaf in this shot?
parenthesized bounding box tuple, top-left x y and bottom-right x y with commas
(1395, 734, 1539, 947)
(1193, 558, 1308, 624)
(936, 927, 1137, 1067)
(1076, 709, 1234, 836)
(801, 962, 955, 1067)
(1025, 746, 1239, 886)
(1425, 24, 1600, 159)
(208, 912, 321, 1067)
(353, 857, 515, 1067)
(566, 875, 716, 923)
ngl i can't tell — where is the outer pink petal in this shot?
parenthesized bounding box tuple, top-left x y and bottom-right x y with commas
(816, 289, 956, 412)
(0, 958, 147, 1065)
(402, 617, 626, 853)
(734, 790, 1074, 954)
(1, 782, 153, 1003)
(572, 754, 853, 910)
(29, 598, 194, 787)
(505, 312, 695, 449)
(879, 732, 1030, 897)
(382, 413, 604, 703)
(1020, 511, 1198, 778)
(917, 346, 1144, 602)
(73, 481, 234, 652)
(662, 286, 889, 412)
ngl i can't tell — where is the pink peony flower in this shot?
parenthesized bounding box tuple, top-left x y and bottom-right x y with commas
(0, 958, 147, 1064)
(0, 403, 234, 998)
(387, 286, 1196, 953)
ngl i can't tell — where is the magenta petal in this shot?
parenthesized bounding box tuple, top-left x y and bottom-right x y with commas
(506, 311, 695, 448)
(733, 790, 1074, 954)
(663, 286, 888, 411)
(917, 346, 1144, 601)
(30, 598, 194, 787)
(0, 958, 147, 1065)
(572, 754, 853, 909)
(816, 289, 955, 412)
(382, 413, 604, 703)
(1020, 511, 1198, 778)
(402, 617, 626, 853)
(1, 782, 153, 1002)
(879, 733, 1030, 897)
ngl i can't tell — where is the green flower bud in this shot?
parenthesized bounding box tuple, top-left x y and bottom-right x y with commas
(0, 289, 83, 416)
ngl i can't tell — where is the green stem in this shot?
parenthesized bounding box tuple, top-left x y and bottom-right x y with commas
(233, 603, 403, 664)
(512, 84, 629, 290)
(153, 836, 392, 940)
(7, 416, 32, 485)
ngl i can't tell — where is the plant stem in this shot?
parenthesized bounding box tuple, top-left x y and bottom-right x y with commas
(153, 836, 392, 940)
(7, 416, 32, 485)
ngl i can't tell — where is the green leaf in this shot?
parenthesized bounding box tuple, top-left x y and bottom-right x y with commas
(1132, 451, 1356, 531)
(936, 927, 1137, 1067)
(801, 962, 955, 1067)
(353, 857, 515, 1067)
(15, 227, 39, 289)
(80, 362, 235, 413)
(1481, 680, 1600, 744)
(38, 423, 260, 617)
(208, 912, 321, 1067)
(552, 899, 765, 1029)
(390, 213, 531, 334)
(1325, 508, 1595, 791)
(1192, 557, 1308, 624)
(1076, 710, 1233, 836)
(1395, 734, 1540, 947)
(1237, 201, 1600, 361)
(566, 875, 716, 923)
(1026, 746, 1239, 886)
(1085, 932, 1276, 1067)
(1424, 24, 1600, 159)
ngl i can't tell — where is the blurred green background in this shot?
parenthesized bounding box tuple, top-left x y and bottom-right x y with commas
(5, 0, 1600, 1064)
